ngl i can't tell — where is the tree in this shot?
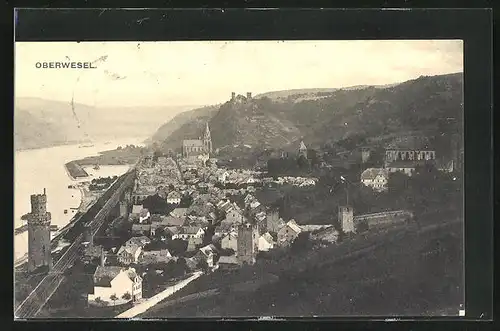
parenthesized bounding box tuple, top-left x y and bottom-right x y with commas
(142, 194, 169, 214)
(297, 155, 309, 170)
(307, 149, 320, 167)
(110, 294, 118, 306)
(94, 297, 103, 305)
(122, 292, 131, 301)
(290, 232, 313, 253)
(196, 259, 209, 272)
(168, 239, 188, 256)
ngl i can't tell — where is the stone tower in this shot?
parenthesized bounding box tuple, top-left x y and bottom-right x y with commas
(231, 92, 236, 100)
(246, 92, 252, 100)
(27, 189, 52, 273)
(203, 122, 213, 155)
(298, 140, 308, 158)
(339, 206, 355, 234)
(237, 222, 259, 265)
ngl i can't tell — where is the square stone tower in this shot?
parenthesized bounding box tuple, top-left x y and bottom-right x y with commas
(237, 222, 259, 265)
(27, 189, 52, 273)
(339, 205, 355, 234)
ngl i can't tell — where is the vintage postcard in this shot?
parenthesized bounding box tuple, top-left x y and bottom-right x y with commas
(14, 40, 464, 319)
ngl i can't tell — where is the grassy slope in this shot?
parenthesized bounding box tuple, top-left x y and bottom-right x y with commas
(142, 216, 463, 317)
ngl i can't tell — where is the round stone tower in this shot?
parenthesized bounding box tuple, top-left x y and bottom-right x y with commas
(27, 188, 52, 273)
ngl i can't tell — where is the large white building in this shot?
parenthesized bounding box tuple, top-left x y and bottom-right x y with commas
(360, 168, 389, 191)
(88, 266, 142, 306)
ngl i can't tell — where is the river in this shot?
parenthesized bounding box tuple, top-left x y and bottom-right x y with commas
(14, 137, 147, 261)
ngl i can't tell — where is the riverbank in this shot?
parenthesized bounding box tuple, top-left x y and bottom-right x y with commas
(65, 161, 89, 179)
(14, 138, 146, 261)
(74, 145, 144, 166)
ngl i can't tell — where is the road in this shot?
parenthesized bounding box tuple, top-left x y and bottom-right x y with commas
(14, 170, 136, 319)
(115, 271, 203, 318)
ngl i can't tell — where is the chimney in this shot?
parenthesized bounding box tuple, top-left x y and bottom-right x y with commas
(100, 247, 105, 267)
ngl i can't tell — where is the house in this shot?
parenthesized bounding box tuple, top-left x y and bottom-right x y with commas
(277, 219, 302, 246)
(138, 208, 151, 224)
(258, 232, 275, 252)
(215, 223, 238, 237)
(131, 224, 152, 237)
(185, 257, 199, 271)
(166, 191, 182, 205)
(254, 211, 268, 233)
(117, 244, 143, 265)
(361, 168, 389, 192)
(125, 236, 151, 248)
(83, 245, 106, 265)
(139, 249, 173, 265)
(172, 226, 205, 240)
(218, 255, 240, 271)
(164, 226, 181, 238)
(170, 208, 188, 219)
(193, 244, 217, 268)
(223, 206, 245, 225)
(156, 215, 185, 227)
(187, 237, 204, 252)
(221, 231, 238, 252)
(129, 204, 144, 221)
(88, 266, 142, 305)
(385, 161, 419, 176)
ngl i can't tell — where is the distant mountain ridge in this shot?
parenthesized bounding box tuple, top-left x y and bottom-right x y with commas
(153, 72, 463, 156)
(255, 83, 399, 102)
(14, 97, 196, 151)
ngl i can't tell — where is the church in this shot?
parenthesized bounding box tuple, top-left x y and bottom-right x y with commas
(182, 123, 213, 160)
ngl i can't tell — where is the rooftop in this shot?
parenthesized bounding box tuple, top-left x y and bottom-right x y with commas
(361, 168, 389, 180)
(182, 140, 204, 147)
(218, 255, 239, 265)
(93, 266, 123, 287)
(286, 219, 302, 234)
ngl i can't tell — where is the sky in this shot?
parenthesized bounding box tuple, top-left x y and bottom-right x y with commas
(14, 40, 463, 107)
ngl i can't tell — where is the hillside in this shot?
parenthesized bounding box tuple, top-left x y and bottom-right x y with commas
(154, 73, 463, 157)
(14, 97, 194, 151)
(151, 105, 220, 148)
(142, 218, 463, 317)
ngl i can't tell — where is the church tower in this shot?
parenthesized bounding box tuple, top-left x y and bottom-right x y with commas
(27, 189, 52, 273)
(298, 140, 308, 158)
(203, 122, 213, 155)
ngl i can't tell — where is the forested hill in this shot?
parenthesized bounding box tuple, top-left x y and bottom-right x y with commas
(153, 72, 463, 155)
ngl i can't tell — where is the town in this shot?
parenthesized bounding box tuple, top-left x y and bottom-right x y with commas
(14, 90, 463, 318)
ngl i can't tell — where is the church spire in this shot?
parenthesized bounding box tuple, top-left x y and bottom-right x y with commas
(203, 122, 213, 154)
(203, 122, 211, 140)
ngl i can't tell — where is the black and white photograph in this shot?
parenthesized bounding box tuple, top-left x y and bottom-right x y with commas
(14, 39, 464, 319)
